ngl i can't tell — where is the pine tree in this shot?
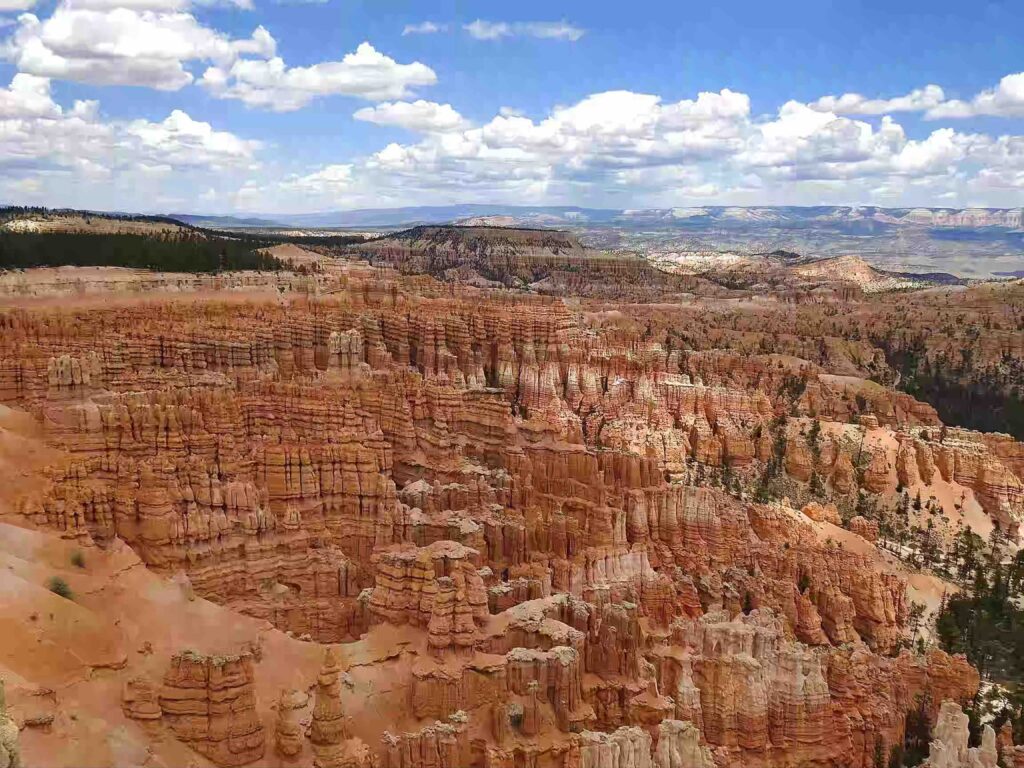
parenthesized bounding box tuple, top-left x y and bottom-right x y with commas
(873, 735, 886, 768)
(743, 591, 754, 615)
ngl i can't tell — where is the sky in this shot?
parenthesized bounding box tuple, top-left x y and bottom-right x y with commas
(1, 0, 1023, 214)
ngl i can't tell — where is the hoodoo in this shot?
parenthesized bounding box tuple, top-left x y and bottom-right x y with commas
(0, 220, 1022, 768)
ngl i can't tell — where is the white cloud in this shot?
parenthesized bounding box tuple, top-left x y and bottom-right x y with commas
(809, 84, 945, 115)
(2, 4, 274, 90)
(0, 73, 259, 208)
(471, 89, 749, 167)
(463, 20, 510, 40)
(518, 22, 584, 41)
(239, 88, 753, 209)
(124, 109, 261, 168)
(737, 101, 978, 182)
(0, 72, 61, 118)
(0, 0, 35, 11)
(241, 81, 1024, 211)
(926, 72, 1024, 119)
(64, 0, 253, 10)
(402, 21, 446, 36)
(200, 42, 437, 111)
(353, 100, 467, 132)
(807, 72, 1024, 121)
(3, 41, 1023, 212)
(464, 19, 584, 42)
(281, 163, 353, 193)
(969, 167, 1024, 190)
(233, 164, 359, 209)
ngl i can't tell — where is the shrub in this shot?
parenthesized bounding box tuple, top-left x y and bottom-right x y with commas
(48, 576, 73, 600)
(798, 572, 811, 594)
(71, 550, 85, 568)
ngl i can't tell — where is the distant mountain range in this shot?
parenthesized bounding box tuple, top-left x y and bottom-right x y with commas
(172, 205, 608, 229)
(171, 205, 1024, 231)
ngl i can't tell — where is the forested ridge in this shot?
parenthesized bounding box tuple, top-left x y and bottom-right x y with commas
(0, 231, 286, 273)
(935, 534, 1024, 747)
(874, 332, 1024, 441)
(0, 206, 195, 229)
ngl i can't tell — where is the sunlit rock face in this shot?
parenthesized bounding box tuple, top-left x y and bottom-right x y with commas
(922, 701, 998, 768)
(3, 243, 1018, 768)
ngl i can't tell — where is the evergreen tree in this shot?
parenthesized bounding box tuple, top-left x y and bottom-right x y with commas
(873, 736, 886, 768)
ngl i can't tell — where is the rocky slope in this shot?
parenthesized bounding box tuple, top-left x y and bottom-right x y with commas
(350, 225, 705, 298)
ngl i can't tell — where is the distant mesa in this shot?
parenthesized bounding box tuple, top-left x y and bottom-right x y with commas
(163, 204, 1023, 231)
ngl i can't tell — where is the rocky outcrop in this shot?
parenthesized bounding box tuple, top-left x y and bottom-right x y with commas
(849, 515, 879, 542)
(578, 726, 654, 768)
(159, 650, 265, 766)
(380, 713, 471, 768)
(274, 689, 308, 759)
(576, 720, 713, 768)
(47, 352, 102, 391)
(0, 681, 21, 768)
(997, 723, 1024, 768)
(802, 502, 841, 525)
(922, 701, 998, 768)
(310, 649, 370, 768)
(121, 677, 162, 726)
(655, 720, 714, 768)
(369, 542, 488, 653)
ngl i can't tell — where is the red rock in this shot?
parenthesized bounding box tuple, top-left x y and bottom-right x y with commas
(159, 650, 265, 766)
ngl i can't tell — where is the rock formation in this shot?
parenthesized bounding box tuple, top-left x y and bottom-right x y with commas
(159, 650, 265, 766)
(922, 701, 998, 768)
(0, 681, 21, 768)
(0, 239, 1017, 768)
(309, 649, 370, 768)
(275, 689, 308, 759)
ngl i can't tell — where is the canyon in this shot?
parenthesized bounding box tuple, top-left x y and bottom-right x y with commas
(1, 228, 1022, 768)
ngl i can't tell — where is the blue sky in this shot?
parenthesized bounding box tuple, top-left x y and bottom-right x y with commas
(1, 0, 1022, 213)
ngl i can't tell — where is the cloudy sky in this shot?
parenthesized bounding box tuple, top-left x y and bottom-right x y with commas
(1, 0, 1023, 214)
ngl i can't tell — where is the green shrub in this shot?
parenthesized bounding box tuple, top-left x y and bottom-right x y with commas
(798, 572, 811, 594)
(48, 576, 73, 600)
(70, 550, 85, 568)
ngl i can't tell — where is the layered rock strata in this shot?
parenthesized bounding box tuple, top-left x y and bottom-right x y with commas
(0, 256, 1010, 768)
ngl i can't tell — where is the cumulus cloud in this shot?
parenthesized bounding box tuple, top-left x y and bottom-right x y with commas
(464, 19, 584, 41)
(926, 72, 1024, 118)
(353, 100, 467, 132)
(280, 163, 353, 193)
(243, 88, 753, 209)
(0, 72, 61, 118)
(4, 2, 435, 107)
(402, 21, 446, 35)
(808, 84, 946, 115)
(268, 82, 1022, 210)
(0, 0, 36, 11)
(124, 109, 261, 168)
(466, 89, 749, 168)
(0, 73, 259, 207)
(738, 101, 979, 182)
(3, 32, 1023, 211)
(2, 4, 274, 90)
(200, 42, 437, 111)
(808, 72, 1024, 121)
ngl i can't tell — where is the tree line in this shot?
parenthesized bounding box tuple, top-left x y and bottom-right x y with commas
(873, 332, 1024, 440)
(0, 231, 286, 273)
(935, 533, 1024, 747)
